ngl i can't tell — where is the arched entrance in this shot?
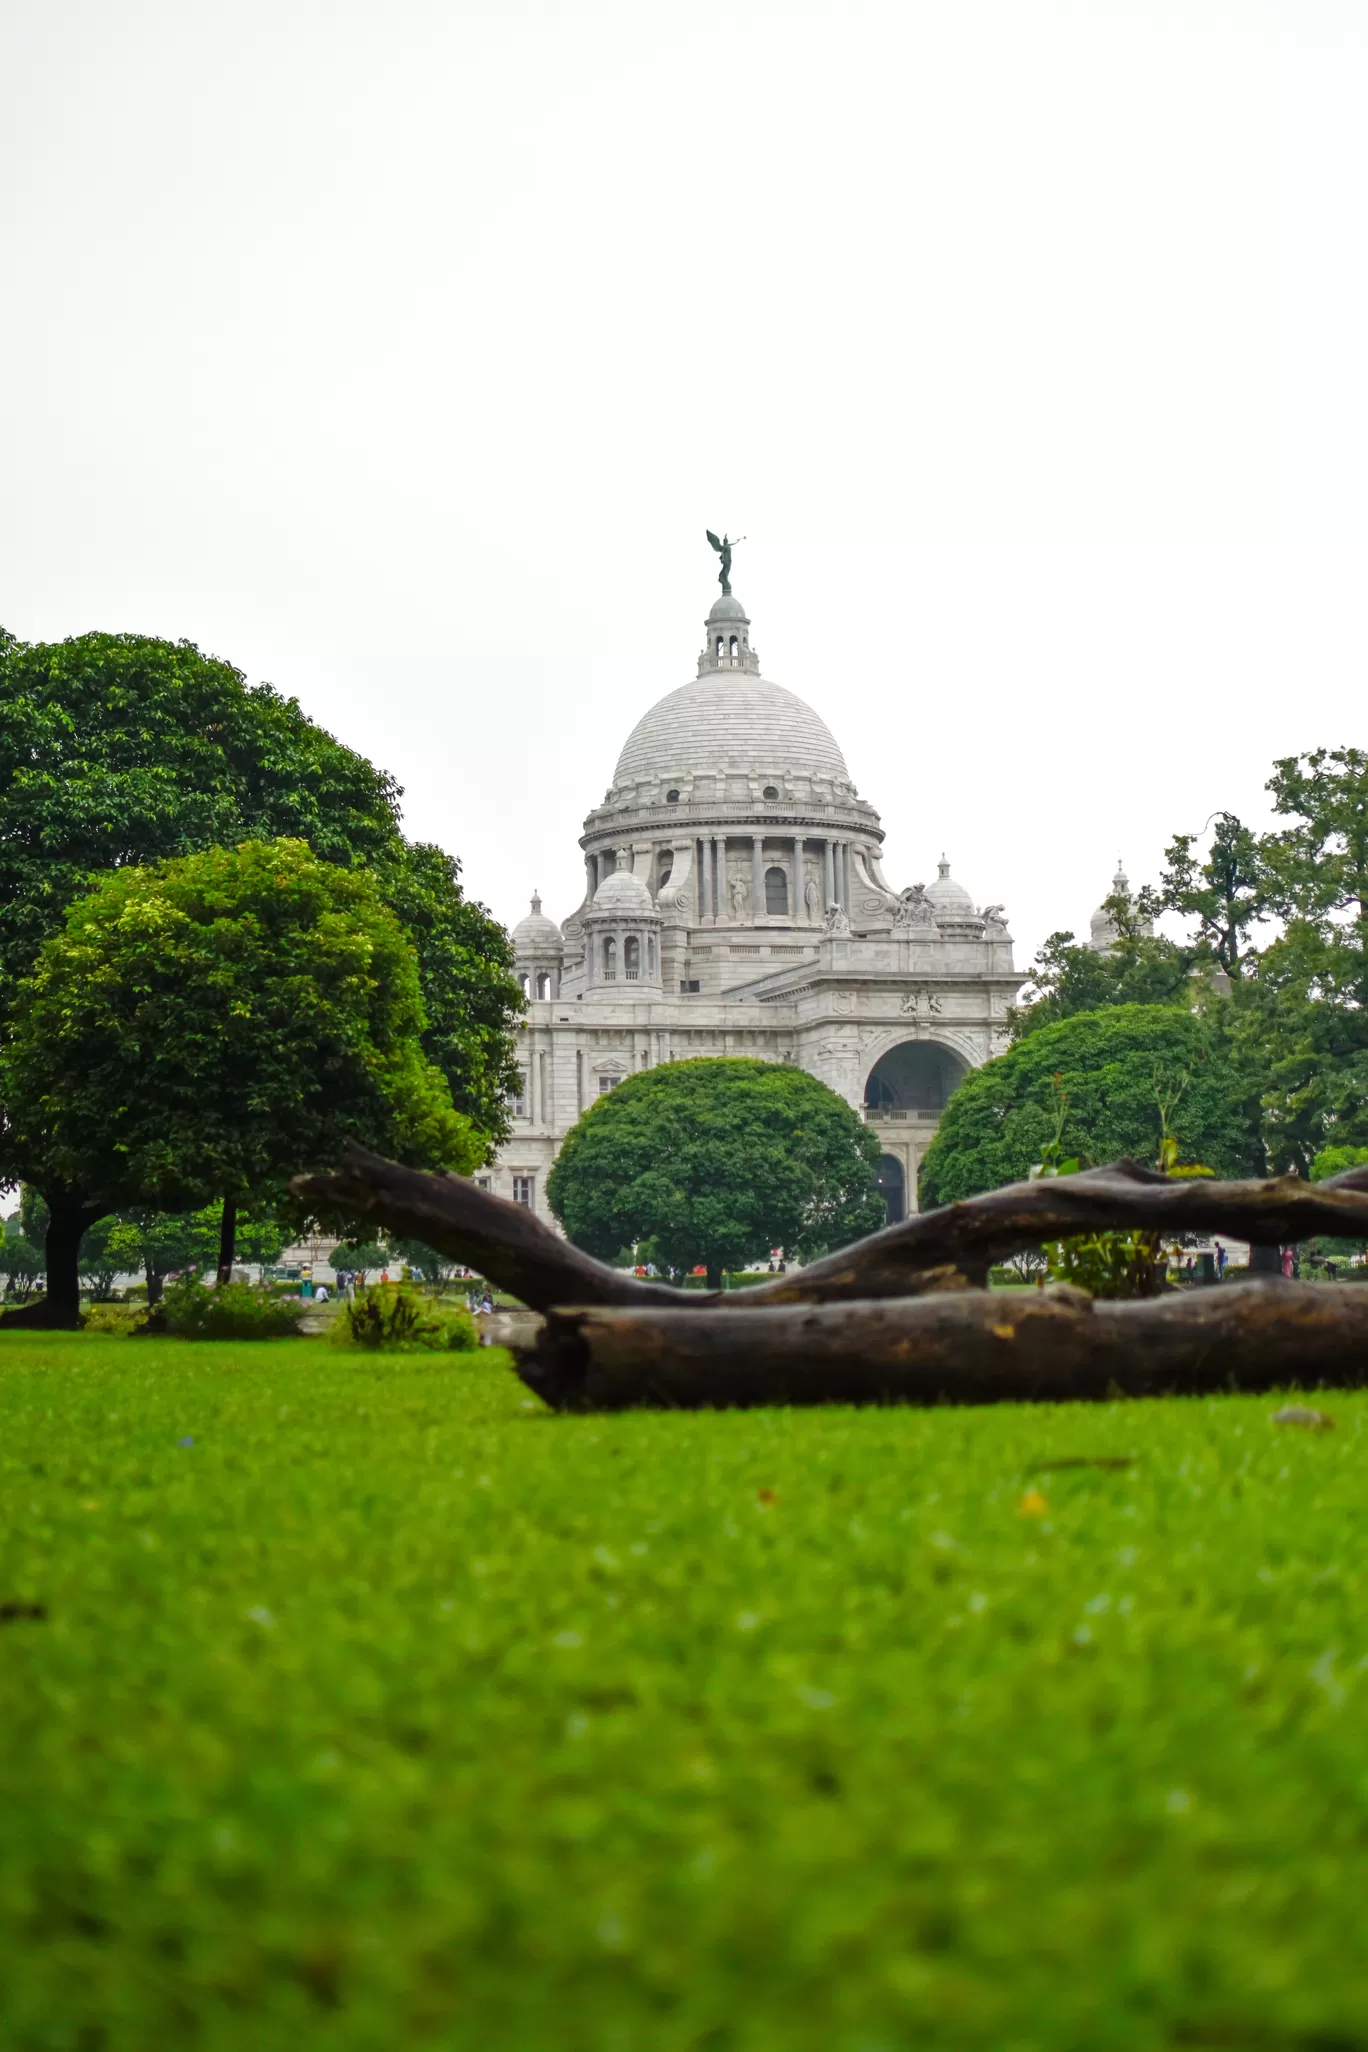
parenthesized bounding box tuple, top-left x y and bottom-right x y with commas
(864, 1040, 968, 1115)
(875, 1153, 905, 1224)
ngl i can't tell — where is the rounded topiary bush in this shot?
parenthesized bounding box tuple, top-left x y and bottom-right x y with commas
(546, 1056, 884, 1287)
(918, 1004, 1263, 1208)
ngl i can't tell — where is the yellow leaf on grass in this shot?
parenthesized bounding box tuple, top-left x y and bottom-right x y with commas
(1017, 1489, 1049, 1518)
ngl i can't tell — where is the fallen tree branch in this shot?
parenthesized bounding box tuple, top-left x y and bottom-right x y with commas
(511, 1282, 1368, 1412)
(292, 1148, 1368, 1313)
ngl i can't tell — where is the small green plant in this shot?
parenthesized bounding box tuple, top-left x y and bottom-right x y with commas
(1037, 1077, 1215, 1299)
(160, 1278, 305, 1340)
(332, 1282, 478, 1354)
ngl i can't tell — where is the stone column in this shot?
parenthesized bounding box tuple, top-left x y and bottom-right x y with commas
(837, 841, 848, 909)
(792, 837, 803, 920)
(585, 853, 596, 902)
(752, 835, 764, 917)
(713, 838, 723, 919)
(701, 838, 713, 923)
(823, 839, 835, 906)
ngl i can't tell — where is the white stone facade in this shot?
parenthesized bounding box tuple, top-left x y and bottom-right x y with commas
(490, 585, 1022, 1226)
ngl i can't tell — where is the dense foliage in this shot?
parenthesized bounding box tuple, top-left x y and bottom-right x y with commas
(1006, 752, 1368, 1179)
(547, 1057, 884, 1285)
(0, 630, 402, 1001)
(0, 630, 524, 1210)
(0, 840, 481, 1319)
(919, 1005, 1261, 1207)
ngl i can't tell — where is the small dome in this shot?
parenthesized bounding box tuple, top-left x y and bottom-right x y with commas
(707, 592, 749, 624)
(592, 866, 657, 917)
(1090, 861, 1150, 951)
(511, 891, 564, 953)
(926, 855, 975, 917)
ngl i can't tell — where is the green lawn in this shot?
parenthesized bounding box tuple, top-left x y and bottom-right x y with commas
(3, 1333, 1368, 2051)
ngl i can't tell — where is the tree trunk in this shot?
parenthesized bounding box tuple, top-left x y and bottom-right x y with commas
(43, 1197, 102, 1329)
(216, 1198, 237, 1288)
(512, 1283, 1368, 1414)
(706, 1263, 723, 1291)
(146, 1263, 164, 1306)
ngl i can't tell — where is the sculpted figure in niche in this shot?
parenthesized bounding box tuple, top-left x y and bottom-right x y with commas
(804, 875, 821, 922)
(729, 874, 749, 919)
(893, 883, 935, 929)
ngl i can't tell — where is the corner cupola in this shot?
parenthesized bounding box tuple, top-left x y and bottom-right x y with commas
(697, 592, 761, 678)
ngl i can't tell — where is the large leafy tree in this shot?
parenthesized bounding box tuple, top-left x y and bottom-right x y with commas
(0, 839, 481, 1323)
(919, 1005, 1263, 1208)
(547, 1058, 885, 1288)
(0, 630, 523, 1180)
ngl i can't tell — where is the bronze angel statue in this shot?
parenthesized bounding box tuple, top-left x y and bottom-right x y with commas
(706, 529, 744, 596)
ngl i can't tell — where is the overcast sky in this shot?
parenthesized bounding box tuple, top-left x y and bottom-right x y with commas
(3, 0, 1366, 967)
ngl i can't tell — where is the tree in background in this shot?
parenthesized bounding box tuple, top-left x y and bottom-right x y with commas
(1158, 811, 1264, 981)
(333, 1238, 391, 1284)
(547, 1058, 885, 1289)
(1232, 750, 1368, 1172)
(0, 1214, 44, 1300)
(388, 1234, 458, 1292)
(919, 1005, 1262, 1209)
(0, 839, 481, 1323)
(104, 1209, 222, 1304)
(1010, 891, 1192, 1041)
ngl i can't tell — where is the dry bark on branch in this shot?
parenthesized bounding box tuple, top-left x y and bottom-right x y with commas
(512, 1282, 1368, 1412)
(292, 1148, 1368, 1313)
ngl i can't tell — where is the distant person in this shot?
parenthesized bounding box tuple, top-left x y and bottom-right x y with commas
(1215, 1241, 1227, 1277)
(314, 1283, 329, 1304)
(1281, 1246, 1296, 1279)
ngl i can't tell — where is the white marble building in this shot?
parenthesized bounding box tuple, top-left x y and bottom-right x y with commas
(491, 582, 1022, 1224)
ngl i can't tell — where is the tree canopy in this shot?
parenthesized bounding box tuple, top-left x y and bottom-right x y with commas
(918, 1005, 1263, 1208)
(546, 1057, 885, 1287)
(0, 629, 523, 1157)
(0, 630, 402, 1001)
(0, 839, 481, 1321)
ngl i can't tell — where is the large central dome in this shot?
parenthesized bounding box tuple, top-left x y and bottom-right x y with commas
(611, 590, 850, 791)
(614, 674, 850, 787)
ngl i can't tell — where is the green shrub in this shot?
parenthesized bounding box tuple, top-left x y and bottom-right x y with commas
(161, 1278, 305, 1340)
(83, 1302, 145, 1335)
(332, 1282, 478, 1354)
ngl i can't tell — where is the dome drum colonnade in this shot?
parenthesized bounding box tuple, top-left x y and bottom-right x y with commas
(504, 579, 1023, 1224)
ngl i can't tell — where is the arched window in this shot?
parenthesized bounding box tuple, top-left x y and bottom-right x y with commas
(729, 635, 738, 663)
(535, 971, 552, 999)
(666, 789, 680, 803)
(762, 784, 779, 801)
(765, 865, 789, 916)
(602, 935, 617, 980)
(624, 935, 640, 979)
(875, 1154, 906, 1225)
(648, 935, 656, 974)
(716, 636, 724, 660)
(657, 850, 673, 888)
(519, 971, 530, 996)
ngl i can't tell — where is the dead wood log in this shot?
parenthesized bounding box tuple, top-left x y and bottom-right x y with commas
(292, 1148, 1368, 1314)
(289, 1148, 666, 1314)
(511, 1282, 1368, 1412)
